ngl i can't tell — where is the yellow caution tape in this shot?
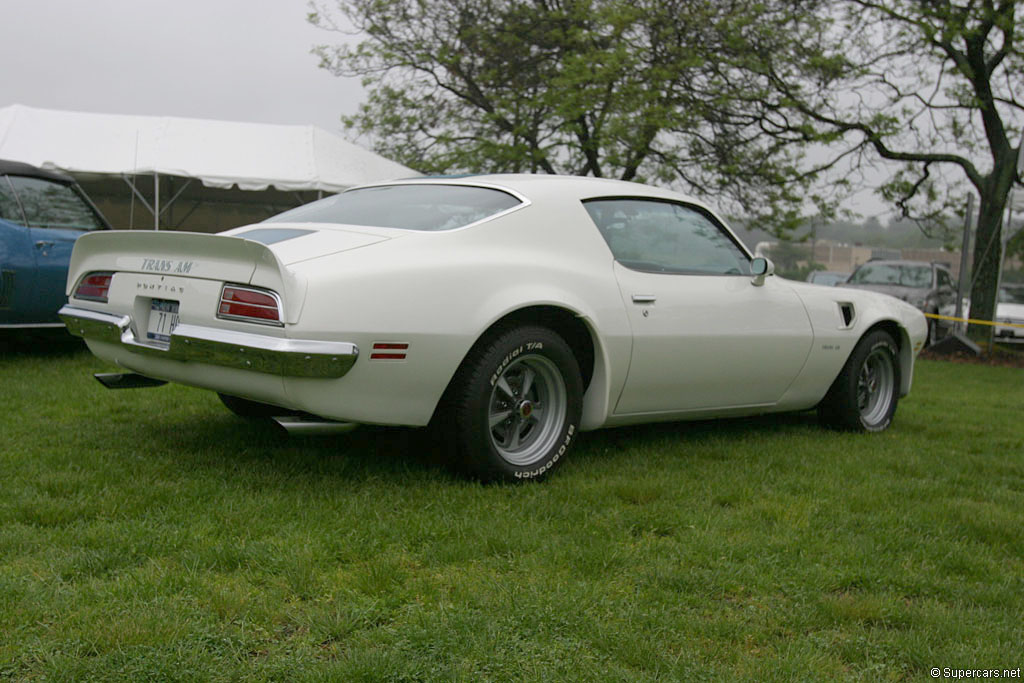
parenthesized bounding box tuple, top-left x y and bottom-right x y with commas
(923, 312, 1024, 329)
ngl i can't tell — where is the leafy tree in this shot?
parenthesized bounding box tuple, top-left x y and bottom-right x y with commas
(308, 0, 837, 230)
(732, 0, 1023, 335)
(311, 0, 1023, 335)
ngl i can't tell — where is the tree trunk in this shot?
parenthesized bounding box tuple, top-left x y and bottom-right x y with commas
(966, 197, 1004, 342)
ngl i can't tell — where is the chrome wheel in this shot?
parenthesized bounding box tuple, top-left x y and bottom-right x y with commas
(447, 326, 583, 482)
(818, 330, 900, 432)
(487, 354, 567, 466)
(857, 347, 895, 426)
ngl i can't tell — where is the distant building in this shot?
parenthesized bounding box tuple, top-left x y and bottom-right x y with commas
(757, 239, 977, 280)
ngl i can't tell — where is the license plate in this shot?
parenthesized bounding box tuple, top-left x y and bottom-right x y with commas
(146, 299, 180, 343)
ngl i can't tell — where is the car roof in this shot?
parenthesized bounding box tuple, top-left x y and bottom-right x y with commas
(358, 173, 703, 205)
(0, 159, 75, 184)
(860, 259, 946, 269)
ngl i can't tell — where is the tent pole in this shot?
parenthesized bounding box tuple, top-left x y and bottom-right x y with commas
(158, 179, 193, 220)
(122, 176, 156, 215)
(154, 172, 160, 231)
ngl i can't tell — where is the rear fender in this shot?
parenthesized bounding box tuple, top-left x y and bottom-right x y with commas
(462, 285, 630, 432)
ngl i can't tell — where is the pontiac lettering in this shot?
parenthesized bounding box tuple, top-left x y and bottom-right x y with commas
(141, 258, 194, 274)
(136, 282, 183, 294)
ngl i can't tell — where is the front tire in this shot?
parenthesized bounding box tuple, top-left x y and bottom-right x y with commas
(445, 326, 583, 482)
(817, 330, 900, 432)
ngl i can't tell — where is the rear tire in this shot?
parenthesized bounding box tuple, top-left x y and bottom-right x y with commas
(817, 330, 900, 432)
(443, 326, 583, 482)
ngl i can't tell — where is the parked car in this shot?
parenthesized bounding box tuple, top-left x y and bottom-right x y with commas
(1, 159, 111, 328)
(806, 270, 849, 286)
(995, 284, 1024, 343)
(59, 175, 927, 481)
(841, 259, 957, 344)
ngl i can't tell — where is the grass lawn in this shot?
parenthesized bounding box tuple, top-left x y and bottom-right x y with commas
(1, 336, 1022, 681)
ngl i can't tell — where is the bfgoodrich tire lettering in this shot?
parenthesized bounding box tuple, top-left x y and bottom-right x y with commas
(817, 330, 900, 432)
(448, 326, 583, 482)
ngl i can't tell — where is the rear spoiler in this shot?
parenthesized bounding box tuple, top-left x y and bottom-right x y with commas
(65, 231, 306, 323)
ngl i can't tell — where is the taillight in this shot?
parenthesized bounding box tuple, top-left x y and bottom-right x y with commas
(217, 285, 283, 326)
(74, 272, 113, 302)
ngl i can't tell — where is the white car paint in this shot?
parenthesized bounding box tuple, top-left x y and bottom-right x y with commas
(995, 300, 1024, 342)
(59, 174, 928, 436)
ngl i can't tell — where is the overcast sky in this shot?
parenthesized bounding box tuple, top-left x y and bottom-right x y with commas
(0, 0, 362, 133)
(0, 0, 910, 220)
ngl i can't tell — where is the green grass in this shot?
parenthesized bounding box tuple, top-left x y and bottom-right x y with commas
(1, 335, 1022, 681)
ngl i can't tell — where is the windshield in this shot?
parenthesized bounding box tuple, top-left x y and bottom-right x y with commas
(265, 184, 521, 231)
(999, 286, 1024, 304)
(849, 263, 932, 288)
(810, 271, 848, 286)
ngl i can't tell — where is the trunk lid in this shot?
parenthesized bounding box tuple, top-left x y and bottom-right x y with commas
(221, 222, 400, 266)
(67, 225, 404, 323)
(66, 230, 311, 322)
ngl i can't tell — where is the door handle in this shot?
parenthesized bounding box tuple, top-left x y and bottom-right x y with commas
(631, 294, 656, 304)
(34, 240, 55, 250)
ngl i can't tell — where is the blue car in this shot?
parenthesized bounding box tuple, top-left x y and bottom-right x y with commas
(1, 160, 111, 328)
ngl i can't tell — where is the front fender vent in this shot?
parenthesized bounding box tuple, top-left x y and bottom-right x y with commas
(838, 302, 855, 328)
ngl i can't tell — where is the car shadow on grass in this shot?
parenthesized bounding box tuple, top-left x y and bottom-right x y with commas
(575, 411, 823, 462)
(125, 407, 824, 486)
(0, 328, 85, 358)
(134, 413, 457, 484)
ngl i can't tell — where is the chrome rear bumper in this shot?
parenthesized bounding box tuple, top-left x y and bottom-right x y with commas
(59, 305, 359, 379)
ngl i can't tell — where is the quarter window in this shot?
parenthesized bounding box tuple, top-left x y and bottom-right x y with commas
(583, 198, 750, 275)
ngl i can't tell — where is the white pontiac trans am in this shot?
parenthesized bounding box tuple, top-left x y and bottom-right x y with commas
(59, 175, 927, 481)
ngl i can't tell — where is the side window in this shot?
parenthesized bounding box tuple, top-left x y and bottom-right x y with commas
(936, 269, 953, 290)
(5, 176, 103, 231)
(583, 198, 750, 275)
(0, 176, 26, 225)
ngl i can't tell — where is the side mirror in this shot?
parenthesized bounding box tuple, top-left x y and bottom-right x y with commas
(750, 257, 774, 287)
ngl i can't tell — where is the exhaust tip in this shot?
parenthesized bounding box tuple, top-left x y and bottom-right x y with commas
(271, 415, 359, 435)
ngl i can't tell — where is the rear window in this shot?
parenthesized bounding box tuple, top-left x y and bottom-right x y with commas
(265, 184, 521, 231)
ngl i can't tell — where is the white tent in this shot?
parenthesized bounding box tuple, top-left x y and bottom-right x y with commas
(0, 104, 417, 229)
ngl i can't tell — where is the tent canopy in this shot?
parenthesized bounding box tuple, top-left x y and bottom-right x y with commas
(0, 104, 415, 192)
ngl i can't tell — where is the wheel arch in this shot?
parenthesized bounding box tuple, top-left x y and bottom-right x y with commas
(862, 318, 914, 397)
(429, 304, 610, 428)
